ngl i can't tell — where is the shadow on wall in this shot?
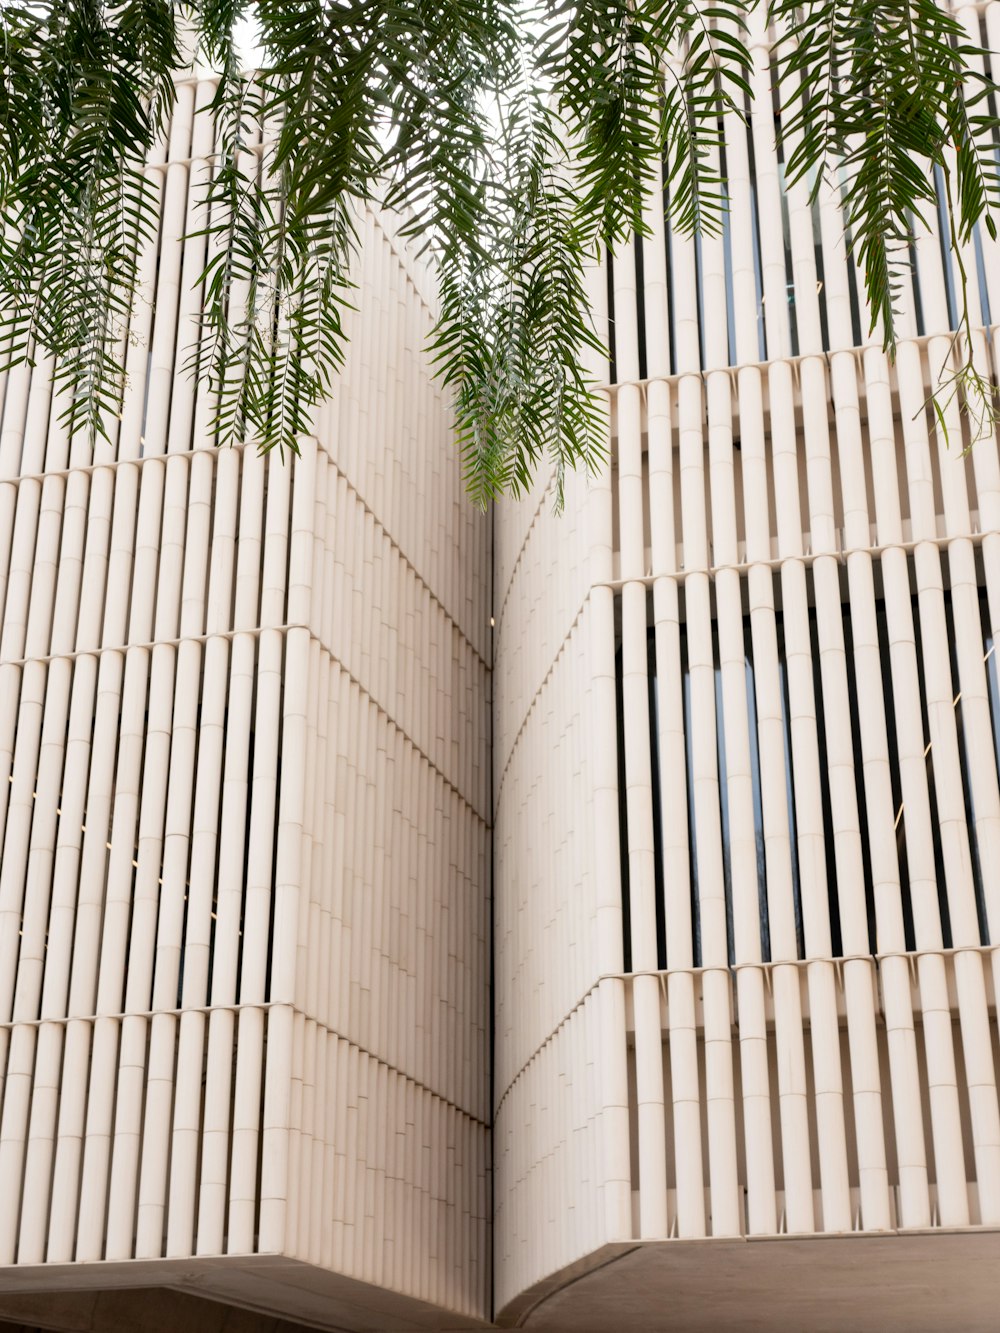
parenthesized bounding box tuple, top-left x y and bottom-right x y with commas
(0, 1288, 326, 1333)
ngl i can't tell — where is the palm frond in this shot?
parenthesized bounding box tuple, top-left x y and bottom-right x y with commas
(1, 0, 999, 498)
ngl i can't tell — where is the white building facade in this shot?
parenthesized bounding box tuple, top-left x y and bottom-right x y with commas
(3, 10, 1000, 1328)
(492, 3, 1000, 1326)
(0, 79, 492, 1333)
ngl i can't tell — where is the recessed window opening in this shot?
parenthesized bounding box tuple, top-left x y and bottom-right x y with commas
(777, 161, 800, 357)
(606, 246, 618, 385)
(944, 583, 992, 945)
(265, 696, 283, 1002)
(910, 593, 954, 948)
(680, 615, 703, 967)
(986, 622, 1000, 757)
(775, 614, 805, 959)
(806, 171, 831, 351)
(662, 161, 678, 375)
(844, 257, 865, 348)
(876, 599, 917, 951)
(744, 641, 771, 960)
(908, 216, 926, 338)
(806, 604, 845, 956)
(721, 177, 738, 367)
(206, 701, 231, 1003)
(647, 637, 668, 968)
(614, 558, 996, 969)
(694, 231, 706, 371)
(973, 223, 992, 326)
(743, 118, 767, 361)
(933, 163, 961, 332)
(234, 714, 257, 1005)
(841, 605, 879, 952)
(712, 623, 736, 963)
(634, 231, 648, 382)
(614, 633, 632, 973)
(827, 165, 867, 347)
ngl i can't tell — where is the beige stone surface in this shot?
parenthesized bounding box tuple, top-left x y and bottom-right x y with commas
(0, 1257, 495, 1333)
(0, 1286, 314, 1332)
(5, 1231, 999, 1332)
(500, 1233, 1000, 1330)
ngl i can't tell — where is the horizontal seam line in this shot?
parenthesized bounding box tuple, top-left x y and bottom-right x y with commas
(0, 1001, 488, 1125)
(2, 626, 489, 826)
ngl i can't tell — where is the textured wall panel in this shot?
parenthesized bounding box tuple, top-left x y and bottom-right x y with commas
(0, 76, 491, 1328)
(493, 7, 1000, 1316)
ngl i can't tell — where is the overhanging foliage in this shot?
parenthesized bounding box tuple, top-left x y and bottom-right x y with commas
(0, 0, 998, 504)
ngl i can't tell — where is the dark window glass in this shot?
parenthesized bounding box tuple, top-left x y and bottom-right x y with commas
(616, 572, 998, 967)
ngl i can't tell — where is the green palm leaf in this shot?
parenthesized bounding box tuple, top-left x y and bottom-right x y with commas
(0, 0, 998, 497)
